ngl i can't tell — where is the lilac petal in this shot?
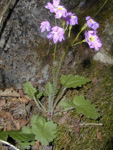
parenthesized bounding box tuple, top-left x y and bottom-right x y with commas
(41, 27, 45, 33)
(40, 21, 51, 33)
(85, 30, 102, 51)
(86, 16, 99, 30)
(55, 5, 67, 19)
(53, 0, 60, 7)
(45, 2, 54, 12)
(47, 26, 65, 43)
(53, 34, 59, 43)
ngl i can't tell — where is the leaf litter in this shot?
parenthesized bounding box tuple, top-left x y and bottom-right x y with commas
(0, 88, 36, 131)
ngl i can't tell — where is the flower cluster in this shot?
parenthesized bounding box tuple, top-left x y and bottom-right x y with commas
(40, 0, 78, 44)
(40, 0, 102, 50)
(85, 16, 102, 50)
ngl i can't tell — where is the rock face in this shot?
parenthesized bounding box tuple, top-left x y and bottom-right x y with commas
(0, 0, 113, 89)
(0, 0, 83, 89)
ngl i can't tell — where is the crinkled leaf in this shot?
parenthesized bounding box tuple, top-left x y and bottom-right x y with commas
(60, 74, 90, 88)
(60, 99, 75, 111)
(22, 126, 32, 134)
(31, 116, 57, 145)
(35, 92, 42, 99)
(45, 82, 53, 96)
(42, 91, 48, 97)
(73, 95, 100, 120)
(23, 82, 37, 99)
(18, 141, 34, 150)
(31, 115, 38, 126)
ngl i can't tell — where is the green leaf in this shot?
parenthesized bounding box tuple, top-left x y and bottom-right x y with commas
(22, 126, 32, 134)
(10, 132, 35, 142)
(60, 74, 90, 88)
(23, 82, 37, 99)
(0, 130, 21, 141)
(31, 116, 57, 145)
(18, 141, 34, 150)
(73, 95, 100, 120)
(46, 82, 53, 96)
(61, 96, 100, 120)
(31, 115, 38, 126)
(0, 129, 35, 143)
(60, 99, 75, 111)
(35, 92, 42, 99)
(0, 131, 8, 141)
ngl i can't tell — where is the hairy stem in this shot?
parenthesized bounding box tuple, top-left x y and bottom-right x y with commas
(53, 87, 67, 109)
(33, 96, 44, 112)
(71, 39, 86, 46)
(55, 46, 69, 87)
(52, 43, 57, 87)
(72, 23, 87, 44)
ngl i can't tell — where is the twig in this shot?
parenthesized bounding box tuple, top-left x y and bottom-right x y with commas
(70, 123, 103, 128)
(94, 0, 108, 17)
(0, 139, 20, 150)
(79, 123, 103, 126)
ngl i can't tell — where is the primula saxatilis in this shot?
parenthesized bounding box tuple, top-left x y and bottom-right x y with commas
(85, 30, 102, 51)
(55, 5, 67, 19)
(47, 26, 65, 44)
(45, 0, 67, 19)
(63, 12, 78, 26)
(45, 0, 60, 13)
(23, 0, 101, 147)
(40, 21, 51, 33)
(86, 16, 99, 30)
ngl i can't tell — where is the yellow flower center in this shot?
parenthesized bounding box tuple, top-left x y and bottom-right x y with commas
(58, 6, 63, 10)
(89, 19, 93, 23)
(89, 36, 94, 42)
(71, 16, 75, 18)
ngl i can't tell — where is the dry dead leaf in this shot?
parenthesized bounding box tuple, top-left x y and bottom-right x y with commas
(32, 141, 41, 150)
(96, 128, 103, 142)
(58, 113, 71, 125)
(0, 110, 18, 130)
(7, 97, 31, 103)
(7, 97, 19, 102)
(6, 120, 13, 130)
(17, 119, 29, 129)
(19, 97, 31, 103)
(0, 88, 20, 97)
(0, 100, 5, 110)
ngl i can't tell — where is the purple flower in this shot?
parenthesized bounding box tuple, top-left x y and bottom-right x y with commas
(47, 26, 65, 43)
(40, 21, 51, 33)
(85, 30, 102, 51)
(86, 16, 99, 30)
(53, 0, 60, 7)
(45, 0, 60, 13)
(45, 2, 54, 13)
(55, 5, 67, 18)
(45, 0, 67, 18)
(63, 12, 78, 25)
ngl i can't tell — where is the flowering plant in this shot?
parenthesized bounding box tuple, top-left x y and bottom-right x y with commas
(23, 0, 102, 146)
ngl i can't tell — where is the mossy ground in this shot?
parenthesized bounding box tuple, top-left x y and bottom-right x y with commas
(54, 60, 113, 150)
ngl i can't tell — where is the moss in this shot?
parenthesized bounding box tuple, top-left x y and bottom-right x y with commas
(54, 59, 113, 150)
